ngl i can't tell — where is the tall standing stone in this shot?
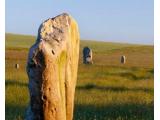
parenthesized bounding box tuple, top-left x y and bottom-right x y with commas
(83, 47, 93, 64)
(26, 13, 79, 120)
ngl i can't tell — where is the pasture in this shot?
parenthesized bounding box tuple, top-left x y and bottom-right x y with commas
(5, 33, 154, 120)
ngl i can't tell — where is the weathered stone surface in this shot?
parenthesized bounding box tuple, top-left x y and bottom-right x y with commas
(121, 55, 126, 64)
(26, 13, 79, 120)
(83, 47, 93, 64)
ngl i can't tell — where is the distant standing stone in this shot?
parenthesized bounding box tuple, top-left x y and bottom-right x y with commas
(15, 64, 19, 69)
(83, 47, 93, 64)
(121, 55, 126, 64)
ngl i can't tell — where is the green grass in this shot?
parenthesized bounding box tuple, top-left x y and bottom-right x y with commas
(5, 33, 154, 120)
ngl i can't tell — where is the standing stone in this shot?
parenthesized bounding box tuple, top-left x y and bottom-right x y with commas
(15, 63, 19, 69)
(121, 55, 126, 64)
(26, 13, 79, 120)
(83, 47, 93, 64)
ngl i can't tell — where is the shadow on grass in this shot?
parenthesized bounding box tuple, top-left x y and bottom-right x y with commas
(5, 80, 28, 87)
(74, 103, 154, 120)
(6, 102, 153, 120)
(5, 104, 27, 120)
(93, 70, 153, 81)
(76, 84, 153, 93)
(148, 69, 154, 74)
(119, 72, 152, 80)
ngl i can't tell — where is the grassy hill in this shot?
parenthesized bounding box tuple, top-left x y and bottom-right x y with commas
(5, 33, 154, 120)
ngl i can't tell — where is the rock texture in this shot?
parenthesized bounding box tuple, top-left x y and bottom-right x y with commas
(83, 47, 93, 64)
(26, 13, 79, 120)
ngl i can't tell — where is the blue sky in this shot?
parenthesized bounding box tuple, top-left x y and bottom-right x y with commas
(6, 0, 153, 44)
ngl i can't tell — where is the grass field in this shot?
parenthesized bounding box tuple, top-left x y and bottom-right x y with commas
(5, 33, 154, 120)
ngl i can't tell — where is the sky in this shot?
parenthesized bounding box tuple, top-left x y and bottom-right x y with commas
(6, 0, 153, 44)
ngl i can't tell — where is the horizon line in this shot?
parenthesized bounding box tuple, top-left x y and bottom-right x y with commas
(5, 32, 154, 46)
